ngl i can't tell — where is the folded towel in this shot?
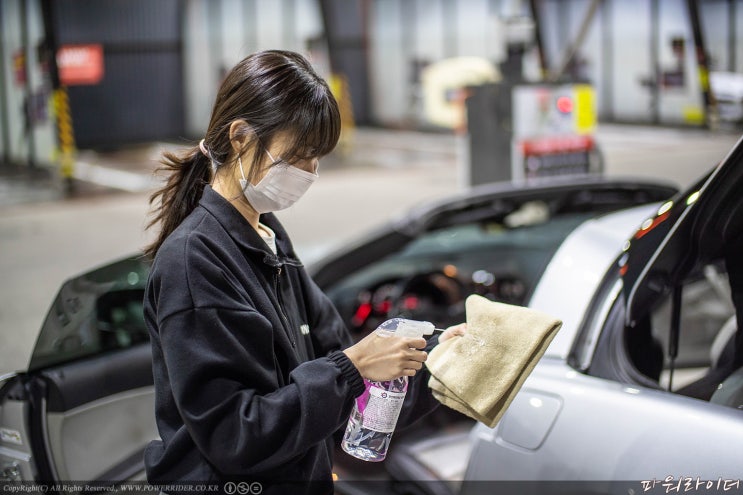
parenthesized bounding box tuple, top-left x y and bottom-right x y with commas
(426, 294, 562, 427)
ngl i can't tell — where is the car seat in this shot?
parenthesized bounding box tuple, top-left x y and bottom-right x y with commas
(675, 316, 737, 401)
(710, 366, 743, 409)
(676, 234, 743, 402)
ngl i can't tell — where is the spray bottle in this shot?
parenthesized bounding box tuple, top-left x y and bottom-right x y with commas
(341, 318, 436, 462)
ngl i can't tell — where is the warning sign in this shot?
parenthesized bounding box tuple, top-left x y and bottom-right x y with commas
(511, 84, 599, 179)
(57, 44, 104, 86)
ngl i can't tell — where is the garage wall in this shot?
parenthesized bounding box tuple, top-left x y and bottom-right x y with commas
(369, 0, 742, 127)
(0, 0, 56, 167)
(49, 0, 185, 148)
(2, 0, 742, 169)
(181, 0, 326, 138)
(369, 0, 510, 126)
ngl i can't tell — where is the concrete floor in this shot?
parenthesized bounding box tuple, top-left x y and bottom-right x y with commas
(1, 123, 741, 375)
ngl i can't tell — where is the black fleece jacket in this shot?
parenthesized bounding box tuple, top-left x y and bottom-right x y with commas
(143, 186, 438, 493)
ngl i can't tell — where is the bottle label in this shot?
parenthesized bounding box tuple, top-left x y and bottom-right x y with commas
(357, 383, 406, 433)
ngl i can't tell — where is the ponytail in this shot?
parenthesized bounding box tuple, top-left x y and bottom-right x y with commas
(144, 147, 212, 259)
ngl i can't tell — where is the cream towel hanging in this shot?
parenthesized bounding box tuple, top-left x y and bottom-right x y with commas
(426, 294, 562, 427)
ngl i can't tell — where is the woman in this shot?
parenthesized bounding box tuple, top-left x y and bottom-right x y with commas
(143, 50, 463, 493)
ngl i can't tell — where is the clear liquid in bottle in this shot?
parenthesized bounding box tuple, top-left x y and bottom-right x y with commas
(341, 318, 434, 462)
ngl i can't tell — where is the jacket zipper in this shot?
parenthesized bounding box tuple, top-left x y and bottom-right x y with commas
(273, 266, 297, 348)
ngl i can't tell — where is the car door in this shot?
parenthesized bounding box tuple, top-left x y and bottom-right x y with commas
(464, 278, 743, 485)
(463, 269, 743, 491)
(0, 256, 156, 485)
(463, 136, 743, 489)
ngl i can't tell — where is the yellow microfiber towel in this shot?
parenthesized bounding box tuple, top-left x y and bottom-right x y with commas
(426, 294, 562, 427)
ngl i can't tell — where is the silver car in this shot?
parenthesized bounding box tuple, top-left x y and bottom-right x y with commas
(330, 137, 743, 494)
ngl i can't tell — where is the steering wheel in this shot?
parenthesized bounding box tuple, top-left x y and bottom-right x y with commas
(347, 272, 465, 337)
(390, 272, 465, 326)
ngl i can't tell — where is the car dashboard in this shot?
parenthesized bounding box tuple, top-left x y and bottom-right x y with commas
(324, 213, 595, 339)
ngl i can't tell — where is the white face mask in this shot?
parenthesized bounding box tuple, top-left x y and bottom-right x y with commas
(239, 150, 318, 213)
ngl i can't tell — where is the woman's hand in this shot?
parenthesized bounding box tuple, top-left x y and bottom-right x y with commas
(438, 322, 467, 343)
(343, 331, 428, 382)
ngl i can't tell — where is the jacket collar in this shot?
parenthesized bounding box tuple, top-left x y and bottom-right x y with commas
(199, 185, 303, 268)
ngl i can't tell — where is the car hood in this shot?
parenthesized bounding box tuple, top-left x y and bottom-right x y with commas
(622, 134, 743, 326)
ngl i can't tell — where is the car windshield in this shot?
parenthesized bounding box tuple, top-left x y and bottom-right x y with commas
(28, 256, 151, 371)
(324, 209, 596, 337)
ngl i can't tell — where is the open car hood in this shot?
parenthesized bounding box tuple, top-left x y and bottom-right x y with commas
(622, 134, 743, 326)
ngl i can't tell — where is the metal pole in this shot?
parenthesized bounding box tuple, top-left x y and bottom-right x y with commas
(283, 0, 296, 50)
(442, 0, 457, 59)
(400, 0, 416, 124)
(243, 0, 257, 55)
(729, 0, 737, 72)
(549, 0, 602, 83)
(0, 1, 12, 166)
(528, 0, 549, 80)
(686, 0, 718, 128)
(20, 0, 36, 168)
(41, 0, 76, 193)
(318, 0, 371, 124)
(650, 0, 660, 124)
(600, 0, 614, 122)
(207, 0, 223, 78)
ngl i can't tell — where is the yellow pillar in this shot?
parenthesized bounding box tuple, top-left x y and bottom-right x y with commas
(52, 87, 77, 186)
(329, 73, 355, 155)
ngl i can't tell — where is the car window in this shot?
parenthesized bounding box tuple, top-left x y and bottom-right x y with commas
(650, 263, 736, 392)
(585, 260, 739, 409)
(28, 256, 151, 371)
(324, 211, 595, 338)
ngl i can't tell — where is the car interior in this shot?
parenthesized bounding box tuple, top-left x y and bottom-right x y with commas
(641, 261, 737, 397)
(324, 211, 593, 340)
(584, 243, 742, 414)
(23, 257, 156, 484)
(675, 238, 743, 408)
(589, 203, 743, 412)
(318, 182, 679, 345)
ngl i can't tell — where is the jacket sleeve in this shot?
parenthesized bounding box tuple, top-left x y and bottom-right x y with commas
(157, 306, 364, 475)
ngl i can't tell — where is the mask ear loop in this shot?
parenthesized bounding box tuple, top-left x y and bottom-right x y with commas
(238, 155, 248, 188)
(266, 149, 279, 164)
(238, 145, 280, 192)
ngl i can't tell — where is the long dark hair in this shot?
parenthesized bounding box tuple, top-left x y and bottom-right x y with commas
(144, 50, 341, 259)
